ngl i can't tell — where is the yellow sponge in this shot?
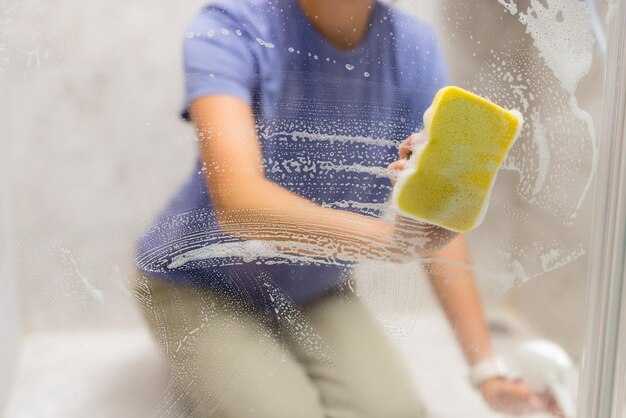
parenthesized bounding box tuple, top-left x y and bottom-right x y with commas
(392, 86, 523, 233)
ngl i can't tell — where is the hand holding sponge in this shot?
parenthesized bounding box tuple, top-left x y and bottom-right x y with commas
(392, 86, 523, 233)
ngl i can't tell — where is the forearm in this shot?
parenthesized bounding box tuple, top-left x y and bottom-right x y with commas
(213, 174, 401, 262)
(213, 173, 459, 262)
(424, 234, 493, 365)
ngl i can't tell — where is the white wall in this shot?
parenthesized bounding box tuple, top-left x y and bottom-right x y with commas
(2, 0, 208, 331)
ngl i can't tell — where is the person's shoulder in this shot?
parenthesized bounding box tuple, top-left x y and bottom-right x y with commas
(379, 3, 440, 46)
(188, 0, 278, 35)
(196, 0, 272, 18)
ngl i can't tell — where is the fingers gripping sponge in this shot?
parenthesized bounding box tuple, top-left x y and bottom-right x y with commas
(392, 86, 523, 233)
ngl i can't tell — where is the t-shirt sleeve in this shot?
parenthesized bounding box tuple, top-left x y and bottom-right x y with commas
(181, 5, 258, 120)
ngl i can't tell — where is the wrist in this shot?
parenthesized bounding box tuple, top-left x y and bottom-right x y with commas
(468, 356, 510, 388)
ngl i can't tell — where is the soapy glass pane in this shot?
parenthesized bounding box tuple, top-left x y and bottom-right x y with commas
(0, 0, 601, 417)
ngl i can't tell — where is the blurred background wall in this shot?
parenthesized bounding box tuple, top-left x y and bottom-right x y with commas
(1, 0, 206, 331)
(0, 0, 601, 363)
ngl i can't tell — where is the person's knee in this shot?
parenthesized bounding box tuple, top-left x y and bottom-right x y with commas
(335, 382, 428, 418)
(357, 394, 428, 418)
(183, 387, 324, 418)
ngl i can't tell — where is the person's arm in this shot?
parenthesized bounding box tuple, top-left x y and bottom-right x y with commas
(189, 95, 456, 263)
(424, 235, 560, 416)
(423, 235, 493, 363)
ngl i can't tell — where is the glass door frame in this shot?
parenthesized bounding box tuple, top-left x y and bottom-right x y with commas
(578, 0, 626, 416)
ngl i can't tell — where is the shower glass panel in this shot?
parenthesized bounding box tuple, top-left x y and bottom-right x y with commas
(1, 0, 624, 417)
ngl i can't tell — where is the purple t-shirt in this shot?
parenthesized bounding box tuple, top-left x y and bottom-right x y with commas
(136, 0, 448, 307)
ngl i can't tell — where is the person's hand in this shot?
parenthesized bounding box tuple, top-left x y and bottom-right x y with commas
(387, 132, 428, 185)
(386, 131, 458, 255)
(479, 377, 565, 417)
(387, 158, 407, 186)
(399, 131, 428, 160)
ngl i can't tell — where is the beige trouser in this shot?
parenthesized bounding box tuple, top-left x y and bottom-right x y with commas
(134, 275, 428, 418)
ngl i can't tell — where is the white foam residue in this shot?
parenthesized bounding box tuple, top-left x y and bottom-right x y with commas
(255, 37, 275, 49)
(329, 163, 389, 178)
(498, 0, 519, 15)
(521, 0, 597, 214)
(159, 211, 440, 271)
(536, 244, 585, 275)
(326, 200, 386, 212)
(567, 95, 597, 217)
(530, 109, 550, 196)
(420, 257, 476, 272)
(511, 84, 530, 112)
(519, 0, 594, 95)
(109, 260, 131, 297)
(501, 159, 522, 175)
(168, 240, 286, 269)
(499, 254, 531, 292)
(497, 0, 597, 217)
(266, 158, 394, 178)
(272, 131, 397, 149)
(60, 247, 104, 304)
(539, 248, 562, 271)
(167, 238, 352, 270)
(525, 1, 597, 213)
(512, 260, 529, 284)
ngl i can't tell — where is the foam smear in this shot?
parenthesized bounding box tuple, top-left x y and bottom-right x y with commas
(500, 0, 597, 218)
(60, 247, 105, 304)
(498, 0, 519, 15)
(519, 0, 594, 95)
(529, 108, 550, 197)
(269, 131, 398, 149)
(167, 240, 321, 269)
(139, 205, 448, 274)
